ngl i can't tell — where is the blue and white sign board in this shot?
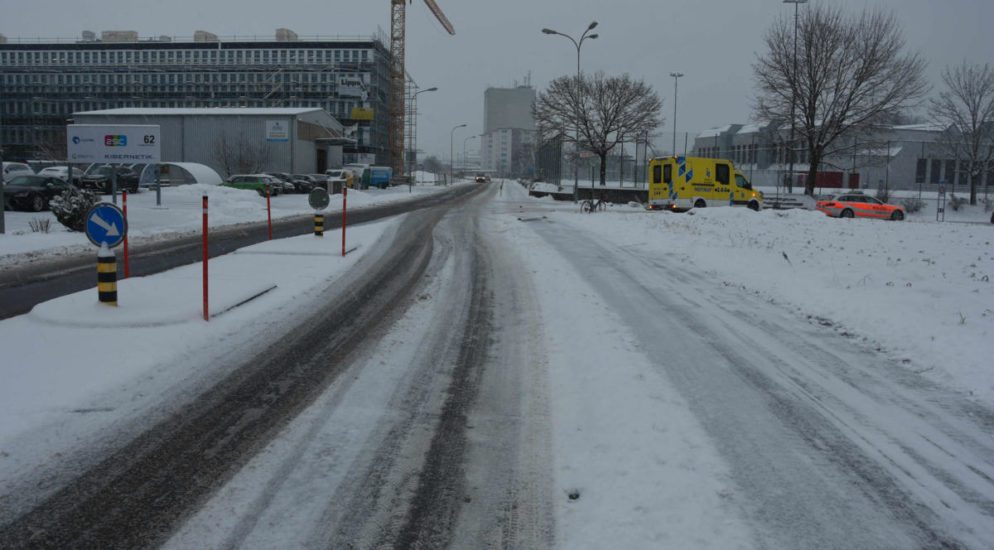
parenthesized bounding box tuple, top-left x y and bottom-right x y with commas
(67, 124, 161, 163)
(85, 203, 128, 248)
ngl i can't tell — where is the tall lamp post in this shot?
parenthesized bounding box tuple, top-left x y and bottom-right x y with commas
(463, 134, 478, 173)
(669, 72, 684, 156)
(784, 0, 808, 194)
(450, 123, 466, 185)
(410, 86, 438, 179)
(542, 21, 598, 202)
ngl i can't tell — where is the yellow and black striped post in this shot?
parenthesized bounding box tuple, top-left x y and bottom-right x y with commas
(97, 245, 118, 306)
(314, 213, 324, 237)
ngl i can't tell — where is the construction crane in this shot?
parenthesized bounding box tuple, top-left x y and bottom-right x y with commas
(390, 0, 455, 177)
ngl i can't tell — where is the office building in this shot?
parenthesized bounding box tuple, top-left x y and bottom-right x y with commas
(480, 85, 536, 178)
(0, 29, 393, 164)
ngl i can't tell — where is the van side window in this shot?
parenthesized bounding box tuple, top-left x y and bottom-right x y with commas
(652, 165, 662, 184)
(716, 163, 730, 185)
(735, 174, 752, 190)
(663, 164, 672, 184)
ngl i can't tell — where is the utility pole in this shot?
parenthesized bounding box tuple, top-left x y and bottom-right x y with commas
(783, 0, 808, 194)
(669, 72, 684, 156)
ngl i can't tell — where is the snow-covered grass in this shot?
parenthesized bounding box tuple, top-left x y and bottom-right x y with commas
(544, 202, 994, 402)
(0, 182, 455, 269)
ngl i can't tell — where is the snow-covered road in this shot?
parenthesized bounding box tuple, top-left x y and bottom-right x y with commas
(1, 181, 992, 548)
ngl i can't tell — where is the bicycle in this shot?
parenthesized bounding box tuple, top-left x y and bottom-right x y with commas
(579, 198, 608, 213)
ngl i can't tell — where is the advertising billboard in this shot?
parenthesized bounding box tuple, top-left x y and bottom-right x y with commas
(67, 125, 161, 163)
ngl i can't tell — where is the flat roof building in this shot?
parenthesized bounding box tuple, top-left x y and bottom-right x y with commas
(0, 31, 393, 165)
(73, 107, 346, 177)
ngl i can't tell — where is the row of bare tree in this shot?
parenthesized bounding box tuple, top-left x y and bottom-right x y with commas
(754, 5, 992, 202)
(534, 4, 993, 203)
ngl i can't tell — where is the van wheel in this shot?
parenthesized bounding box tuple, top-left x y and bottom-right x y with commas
(747, 201, 760, 211)
(694, 199, 706, 209)
(840, 209, 855, 218)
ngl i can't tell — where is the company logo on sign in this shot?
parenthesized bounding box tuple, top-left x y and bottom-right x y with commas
(104, 135, 128, 147)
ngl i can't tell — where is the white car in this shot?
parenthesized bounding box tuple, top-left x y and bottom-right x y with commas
(37, 166, 85, 182)
(2, 162, 33, 182)
(324, 169, 350, 192)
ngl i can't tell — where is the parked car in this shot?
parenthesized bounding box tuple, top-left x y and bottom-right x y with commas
(267, 173, 302, 194)
(222, 174, 282, 197)
(2, 162, 33, 182)
(324, 169, 352, 191)
(815, 193, 905, 221)
(290, 174, 321, 193)
(37, 166, 85, 183)
(78, 165, 140, 194)
(2, 174, 74, 211)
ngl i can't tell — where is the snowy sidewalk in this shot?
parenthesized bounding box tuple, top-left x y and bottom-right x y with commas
(0, 218, 399, 485)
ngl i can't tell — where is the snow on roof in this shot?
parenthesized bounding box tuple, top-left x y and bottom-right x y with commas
(737, 123, 764, 134)
(891, 123, 947, 133)
(697, 124, 740, 138)
(138, 162, 222, 185)
(74, 107, 324, 116)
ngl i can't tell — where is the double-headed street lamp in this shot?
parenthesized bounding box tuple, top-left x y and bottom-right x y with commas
(783, 0, 808, 194)
(450, 123, 467, 185)
(410, 86, 438, 178)
(669, 72, 684, 156)
(542, 21, 598, 201)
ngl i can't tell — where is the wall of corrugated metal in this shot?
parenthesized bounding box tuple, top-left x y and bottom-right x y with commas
(73, 113, 328, 177)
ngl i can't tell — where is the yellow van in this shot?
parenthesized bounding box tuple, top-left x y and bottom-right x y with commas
(647, 156, 763, 211)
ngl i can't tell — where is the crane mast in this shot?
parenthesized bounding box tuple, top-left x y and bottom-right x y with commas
(388, 0, 454, 178)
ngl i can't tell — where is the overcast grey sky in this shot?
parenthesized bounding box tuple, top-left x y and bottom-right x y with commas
(3, 0, 993, 159)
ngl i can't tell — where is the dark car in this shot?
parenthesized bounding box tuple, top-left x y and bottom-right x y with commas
(290, 174, 321, 193)
(267, 173, 303, 194)
(3, 174, 74, 211)
(79, 165, 140, 194)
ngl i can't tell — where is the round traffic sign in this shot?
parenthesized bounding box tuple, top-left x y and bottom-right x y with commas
(84, 203, 128, 248)
(308, 188, 330, 210)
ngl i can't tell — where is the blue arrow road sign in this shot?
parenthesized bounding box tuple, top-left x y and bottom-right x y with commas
(85, 203, 127, 248)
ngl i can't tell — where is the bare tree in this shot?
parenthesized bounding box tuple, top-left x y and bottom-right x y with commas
(535, 72, 662, 187)
(754, 5, 928, 195)
(212, 132, 272, 176)
(930, 63, 994, 205)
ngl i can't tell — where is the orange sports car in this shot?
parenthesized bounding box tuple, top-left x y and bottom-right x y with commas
(815, 193, 905, 221)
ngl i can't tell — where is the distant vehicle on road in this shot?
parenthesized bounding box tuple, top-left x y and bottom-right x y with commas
(816, 194, 905, 220)
(2, 174, 74, 211)
(647, 156, 763, 211)
(474, 173, 490, 183)
(223, 174, 282, 197)
(78, 165, 140, 194)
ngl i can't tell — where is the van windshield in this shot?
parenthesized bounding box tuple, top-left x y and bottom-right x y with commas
(735, 174, 753, 190)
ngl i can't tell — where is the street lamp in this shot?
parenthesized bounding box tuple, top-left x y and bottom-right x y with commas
(463, 134, 479, 173)
(542, 20, 598, 201)
(410, 86, 438, 179)
(783, 0, 808, 194)
(450, 123, 467, 185)
(669, 72, 684, 156)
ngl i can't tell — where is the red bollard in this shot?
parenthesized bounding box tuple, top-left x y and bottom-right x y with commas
(341, 186, 348, 257)
(122, 190, 130, 279)
(202, 195, 209, 321)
